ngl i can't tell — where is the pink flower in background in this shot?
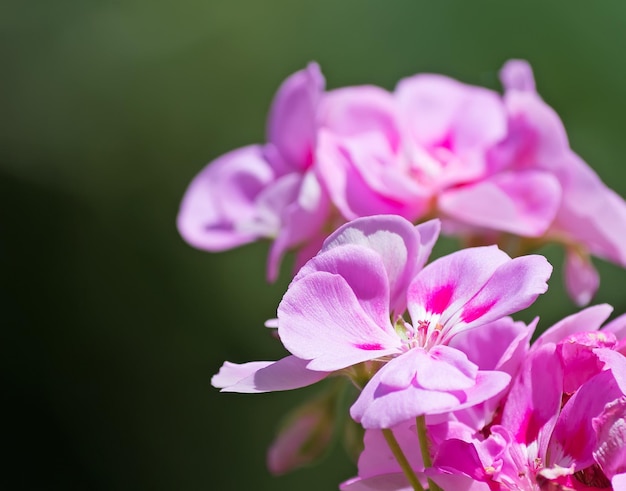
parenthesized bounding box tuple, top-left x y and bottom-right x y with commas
(315, 59, 626, 307)
(177, 59, 626, 306)
(315, 69, 508, 226)
(176, 62, 330, 281)
(476, 60, 626, 305)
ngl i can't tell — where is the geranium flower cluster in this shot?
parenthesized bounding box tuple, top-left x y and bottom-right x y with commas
(212, 216, 626, 490)
(177, 59, 626, 305)
(177, 61, 626, 490)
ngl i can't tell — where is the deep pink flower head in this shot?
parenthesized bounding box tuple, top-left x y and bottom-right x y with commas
(429, 340, 626, 490)
(176, 62, 330, 281)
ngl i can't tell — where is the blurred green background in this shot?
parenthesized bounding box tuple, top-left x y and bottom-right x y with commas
(3, 1, 626, 489)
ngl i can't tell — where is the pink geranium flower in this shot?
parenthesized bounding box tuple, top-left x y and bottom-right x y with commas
(176, 62, 330, 281)
(213, 215, 551, 432)
(277, 215, 551, 429)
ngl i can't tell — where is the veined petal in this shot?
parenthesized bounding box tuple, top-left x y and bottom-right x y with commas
(304, 215, 440, 315)
(407, 245, 511, 330)
(450, 254, 552, 335)
(278, 265, 400, 371)
(413, 346, 477, 391)
(501, 344, 563, 450)
(593, 397, 626, 481)
(407, 246, 550, 342)
(550, 370, 623, 470)
(211, 356, 329, 393)
(351, 350, 509, 429)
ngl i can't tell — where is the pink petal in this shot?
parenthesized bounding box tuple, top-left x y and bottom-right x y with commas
(211, 356, 329, 393)
(534, 304, 613, 348)
(266, 62, 324, 170)
(278, 261, 400, 371)
(499, 59, 536, 92)
(177, 145, 275, 251)
(501, 343, 563, 448)
(407, 246, 551, 341)
(593, 397, 626, 480)
(493, 90, 570, 171)
(316, 130, 428, 221)
(550, 370, 623, 470)
(557, 331, 617, 394)
(377, 347, 477, 392)
(428, 472, 491, 491)
(413, 346, 478, 391)
(340, 473, 414, 491)
(395, 74, 506, 151)
(266, 170, 330, 281)
(553, 152, 626, 268)
(351, 350, 510, 429)
(320, 84, 401, 151)
(407, 245, 511, 329)
(433, 439, 490, 481)
(612, 474, 626, 489)
(438, 170, 561, 237)
(594, 348, 626, 394)
(450, 316, 534, 373)
(454, 254, 552, 332)
(357, 420, 424, 479)
(306, 215, 440, 315)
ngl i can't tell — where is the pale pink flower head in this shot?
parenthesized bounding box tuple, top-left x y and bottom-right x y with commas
(492, 59, 626, 306)
(315, 70, 509, 226)
(278, 215, 552, 429)
(177, 62, 330, 281)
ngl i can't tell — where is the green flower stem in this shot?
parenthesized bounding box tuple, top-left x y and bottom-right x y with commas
(416, 415, 443, 491)
(382, 429, 425, 491)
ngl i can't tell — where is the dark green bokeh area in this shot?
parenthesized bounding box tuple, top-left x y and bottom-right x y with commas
(3, 1, 626, 489)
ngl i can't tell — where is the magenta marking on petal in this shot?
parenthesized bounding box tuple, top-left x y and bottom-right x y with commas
(515, 409, 542, 444)
(354, 343, 384, 351)
(427, 283, 454, 314)
(461, 299, 497, 323)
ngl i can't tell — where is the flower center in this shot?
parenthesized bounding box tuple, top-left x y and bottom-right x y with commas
(394, 316, 444, 351)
